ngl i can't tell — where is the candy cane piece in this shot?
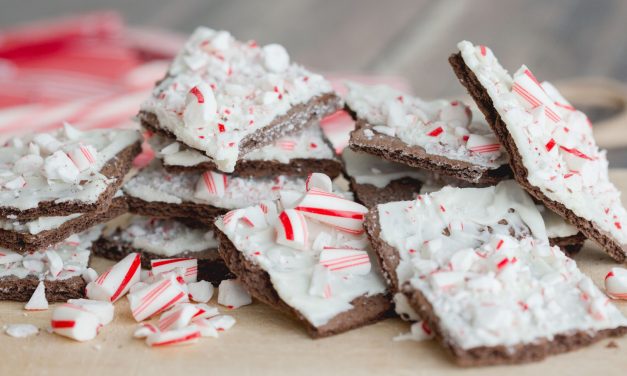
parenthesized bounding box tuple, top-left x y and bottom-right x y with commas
(276, 209, 309, 251)
(25, 281, 48, 311)
(189, 318, 219, 338)
(294, 188, 368, 234)
(430, 271, 465, 290)
(81, 268, 98, 283)
(86, 253, 141, 302)
(158, 304, 199, 331)
(194, 171, 228, 200)
(146, 326, 201, 347)
(511, 67, 561, 123)
(4, 176, 26, 190)
(188, 280, 214, 303)
(217, 280, 252, 309)
(51, 303, 102, 342)
(305, 173, 332, 193)
(319, 248, 371, 275)
(128, 275, 188, 322)
(466, 134, 501, 154)
(308, 264, 333, 298)
(45, 250, 63, 278)
(278, 190, 304, 210)
(605, 267, 627, 300)
(0, 250, 23, 265)
(67, 299, 115, 325)
(183, 82, 217, 127)
(67, 144, 98, 172)
(205, 315, 236, 332)
(151, 258, 198, 283)
(134, 323, 159, 339)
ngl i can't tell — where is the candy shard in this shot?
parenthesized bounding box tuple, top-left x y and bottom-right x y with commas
(67, 299, 115, 325)
(145, 326, 201, 347)
(305, 173, 333, 193)
(184, 82, 217, 127)
(43, 151, 80, 183)
(51, 303, 102, 342)
(262, 44, 290, 73)
(294, 188, 368, 234)
(151, 258, 198, 283)
(194, 171, 228, 200)
(128, 275, 188, 322)
(217, 280, 252, 309)
(319, 248, 371, 275)
(206, 315, 236, 332)
(5, 324, 39, 338)
(81, 268, 98, 283)
(605, 267, 627, 300)
(86, 253, 141, 302)
(188, 280, 214, 303)
(25, 281, 48, 311)
(275, 209, 309, 251)
(67, 144, 98, 172)
(158, 304, 198, 331)
(133, 323, 159, 338)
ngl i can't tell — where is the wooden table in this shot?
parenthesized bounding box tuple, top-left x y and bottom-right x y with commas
(1, 173, 626, 376)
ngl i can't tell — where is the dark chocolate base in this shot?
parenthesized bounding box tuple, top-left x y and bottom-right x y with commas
(0, 275, 86, 302)
(347, 116, 511, 185)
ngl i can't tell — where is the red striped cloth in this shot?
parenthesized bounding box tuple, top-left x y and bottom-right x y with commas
(0, 12, 410, 155)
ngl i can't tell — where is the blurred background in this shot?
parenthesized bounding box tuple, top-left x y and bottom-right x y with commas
(1, 0, 627, 161)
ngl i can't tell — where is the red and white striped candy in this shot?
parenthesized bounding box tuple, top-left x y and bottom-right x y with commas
(407, 320, 434, 342)
(512, 67, 561, 123)
(294, 188, 368, 234)
(25, 281, 48, 311)
(134, 322, 159, 338)
(188, 280, 214, 303)
(217, 279, 252, 309)
(45, 250, 63, 278)
(277, 139, 296, 151)
(240, 204, 271, 228)
(0, 250, 23, 265)
(190, 303, 219, 320)
(605, 267, 627, 300)
(190, 318, 219, 338)
(439, 101, 471, 127)
(319, 248, 371, 275)
(183, 82, 217, 127)
(86, 253, 141, 303)
(67, 144, 98, 171)
(276, 209, 309, 250)
(305, 173, 332, 193)
(308, 264, 333, 298)
(128, 275, 188, 322)
(158, 304, 198, 331)
(425, 124, 444, 138)
(151, 258, 198, 283)
(146, 326, 201, 347)
(195, 171, 228, 200)
(51, 303, 102, 342)
(559, 145, 595, 172)
(466, 134, 501, 154)
(67, 299, 114, 325)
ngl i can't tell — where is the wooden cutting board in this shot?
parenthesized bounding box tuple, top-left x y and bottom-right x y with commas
(1, 171, 626, 376)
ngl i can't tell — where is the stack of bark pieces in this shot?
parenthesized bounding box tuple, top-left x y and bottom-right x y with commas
(0, 124, 141, 302)
(92, 27, 343, 286)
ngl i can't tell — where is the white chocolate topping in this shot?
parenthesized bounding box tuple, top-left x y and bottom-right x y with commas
(0, 226, 100, 280)
(345, 81, 507, 168)
(458, 41, 627, 245)
(0, 213, 81, 235)
(140, 27, 335, 173)
(377, 181, 626, 350)
(216, 186, 386, 327)
(342, 149, 429, 188)
(110, 216, 218, 257)
(0, 124, 140, 212)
